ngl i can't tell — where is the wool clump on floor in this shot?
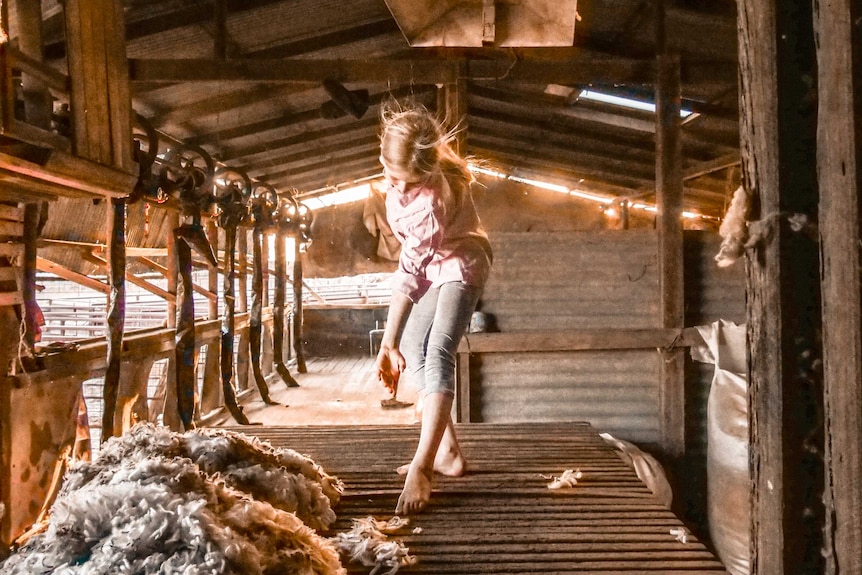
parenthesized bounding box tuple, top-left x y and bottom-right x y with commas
(0, 423, 346, 575)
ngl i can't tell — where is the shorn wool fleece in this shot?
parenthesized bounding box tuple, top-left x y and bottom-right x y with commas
(0, 423, 346, 575)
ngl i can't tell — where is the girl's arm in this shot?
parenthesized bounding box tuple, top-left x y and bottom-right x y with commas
(374, 289, 413, 394)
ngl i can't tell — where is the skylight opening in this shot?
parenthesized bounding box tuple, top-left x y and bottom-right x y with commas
(579, 89, 695, 118)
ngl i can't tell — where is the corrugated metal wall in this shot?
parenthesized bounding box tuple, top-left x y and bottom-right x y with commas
(470, 230, 745, 449)
(480, 230, 660, 331)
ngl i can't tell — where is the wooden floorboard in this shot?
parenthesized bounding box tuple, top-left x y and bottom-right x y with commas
(210, 354, 418, 426)
(224, 422, 729, 575)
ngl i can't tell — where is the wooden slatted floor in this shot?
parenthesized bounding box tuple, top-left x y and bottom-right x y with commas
(226, 422, 729, 574)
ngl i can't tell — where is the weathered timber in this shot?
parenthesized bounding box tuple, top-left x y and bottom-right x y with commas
(35, 256, 109, 294)
(814, 0, 862, 571)
(655, 8, 685, 456)
(200, 220, 222, 414)
(128, 55, 736, 87)
(84, 252, 175, 303)
(102, 198, 126, 442)
(134, 256, 216, 301)
(272, 224, 298, 387)
(248, 226, 276, 404)
(219, 224, 251, 424)
(230, 423, 728, 574)
(738, 0, 824, 573)
(64, 0, 134, 173)
(172, 228, 195, 431)
(291, 235, 307, 373)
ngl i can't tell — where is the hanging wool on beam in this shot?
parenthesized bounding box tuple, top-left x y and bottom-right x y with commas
(0, 424, 346, 575)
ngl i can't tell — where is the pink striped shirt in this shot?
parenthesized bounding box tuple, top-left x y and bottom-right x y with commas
(385, 177, 492, 303)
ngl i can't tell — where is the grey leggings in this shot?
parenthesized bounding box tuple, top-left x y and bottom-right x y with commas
(400, 281, 482, 398)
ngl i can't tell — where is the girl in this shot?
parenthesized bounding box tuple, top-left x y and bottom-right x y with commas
(374, 104, 493, 515)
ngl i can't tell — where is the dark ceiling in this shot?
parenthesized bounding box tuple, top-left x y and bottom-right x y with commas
(42, 0, 740, 218)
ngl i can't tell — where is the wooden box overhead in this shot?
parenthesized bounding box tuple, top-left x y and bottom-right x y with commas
(384, 0, 578, 47)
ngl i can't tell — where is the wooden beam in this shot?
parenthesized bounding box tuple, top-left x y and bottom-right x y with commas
(738, 0, 825, 572)
(84, 252, 176, 303)
(36, 256, 110, 294)
(134, 255, 218, 304)
(0, 150, 136, 199)
(457, 328, 694, 353)
(683, 151, 741, 181)
(655, 38, 685, 457)
(815, 0, 862, 570)
(129, 55, 726, 86)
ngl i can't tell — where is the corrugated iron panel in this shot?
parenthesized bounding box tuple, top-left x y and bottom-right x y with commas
(482, 230, 660, 331)
(473, 350, 660, 444)
(683, 230, 746, 325)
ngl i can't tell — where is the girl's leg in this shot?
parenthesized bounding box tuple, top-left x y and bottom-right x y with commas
(396, 282, 480, 515)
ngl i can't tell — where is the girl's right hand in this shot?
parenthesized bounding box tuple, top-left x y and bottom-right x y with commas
(375, 346, 406, 396)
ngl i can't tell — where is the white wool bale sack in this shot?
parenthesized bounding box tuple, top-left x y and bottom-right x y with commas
(693, 320, 749, 575)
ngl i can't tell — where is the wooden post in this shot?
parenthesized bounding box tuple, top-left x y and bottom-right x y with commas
(236, 228, 249, 390)
(292, 238, 307, 373)
(272, 224, 298, 387)
(165, 211, 179, 329)
(20, 204, 40, 354)
(737, 0, 824, 572)
(654, 0, 685, 457)
(206, 219, 219, 320)
(201, 219, 222, 413)
(436, 76, 468, 155)
(261, 231, 270, 308)
(814, 0, 862, 571)
(102, 199, 126, 441)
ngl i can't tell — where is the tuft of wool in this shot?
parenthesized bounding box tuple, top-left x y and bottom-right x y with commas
(715, 186, 750, 268)
(545, 469, 583, 489)
(0, 425, 346, 575)
(329, 517, 416, 575)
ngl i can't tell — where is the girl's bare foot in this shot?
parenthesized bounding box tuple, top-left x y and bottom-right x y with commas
(397, 445, 466, 477)
(395, 466, 433, 515)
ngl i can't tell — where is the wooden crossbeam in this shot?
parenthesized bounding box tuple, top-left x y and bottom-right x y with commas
(36, 256, 109, 294)
(84, 252, 175, 303)
(129, 56, 737, 86)
(135, 256, 217, 302)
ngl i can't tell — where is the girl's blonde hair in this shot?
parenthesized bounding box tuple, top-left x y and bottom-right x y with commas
(380, 102, 472, 221)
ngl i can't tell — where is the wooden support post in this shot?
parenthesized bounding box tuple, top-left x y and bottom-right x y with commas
(654, 0, 685, 457)
(206, 219, 219, 320)
(814, 0, 862, 571)
(165, 211, 179, 328)
(272, 225, 298, 387)
(261, 231, 270, 308)
(292, 238, 307, 373)
(436, 76, 468, 155)
(236, 229, 249, 390)
(201, 219, 221, 414)
(737, 0, 824, 572)
(102, 199, 126, 441)
(20, 204, 40, 354)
